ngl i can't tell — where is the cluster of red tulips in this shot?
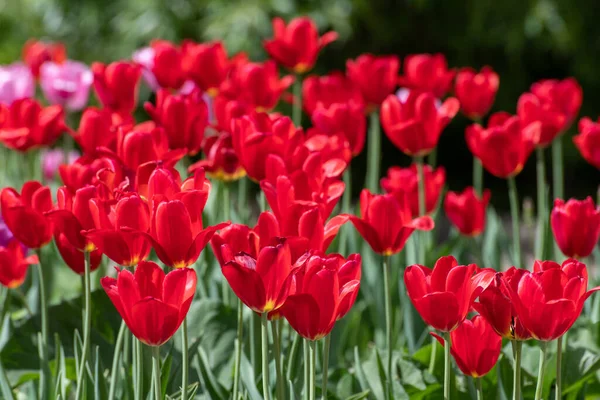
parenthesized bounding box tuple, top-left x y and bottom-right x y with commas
(0, 14, 599, 400)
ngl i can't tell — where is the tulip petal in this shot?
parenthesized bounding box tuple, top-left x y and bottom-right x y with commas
(163, 267, 197, 321)
(222, 261, 266, 312)
(280, 293, 321, 340)
(134, 261, 165, 299)
(131, 298, 180, 346)
(414, 292, 460, 332)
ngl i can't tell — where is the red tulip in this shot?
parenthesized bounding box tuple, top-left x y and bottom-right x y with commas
(149, 40, 186, 91)
(472, 267, 531, 340)
(302, 71, 364, 116)
(72, 107, 119, 154)
(508, 259, 600, 341)
(46, 186, 97, 251)
(59, 156, 122, 194)
(381, 164, 446, 217)
(54, 232, 102, 275)
(433, 315, 502, 378)
(189, 132, 245, 182)
(444, 187, 491, 236)
(551, 197, 600, 259)
(92, 61, 141, 115)
(466, 112, 540, 178)
(212, 95, 253, 134)
(303, 131, 352, 166)
(222, 241, 293, 313)
(454, 66, 499, 120)
(398, 53, 455, 98)
(349, 189, 434, 255)
(101, 261, 196, 346)
(0, 239, 38, 288)
(0, 98, 66, 152)
(182, 40, 231, 96)
(531, 78, 582, 127)
(574, 117, 600, 169)
(1, 181, 53, 249)
(517, 93, 566, 147)
(22, 39, 66, 78)
(144, 88, 208, 155)
(346, 54, 400, 108)
(264, 16, 338, 74)
(279, 253, 361, 340)
(381, 91, 459, 156)
(311, 101, 366, 156)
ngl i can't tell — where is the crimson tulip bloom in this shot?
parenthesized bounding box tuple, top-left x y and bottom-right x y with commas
(264, 16, 338, 74)
(72, 107, 119, 154)
(59, 156, 122, 194)
(381, 91, 459, 156)
(454, 66, 499, 120)
(302, 72, 364, 116)
(92, 61, 141, 115)
(22, 39, 66, 78)
(531, 78, 582, 127)
(1, 181, 53, 249)
(145, 88, 208, 155)
(517, 93, 566, 147)
(551, 197, 600, 259)
(404, 256, 478, 332)
(466, 112, 540, 178)
(182, 40, 231, 96)
(574, 117, 600, 169)
(0, 98, 66, 152)
(101, 261, 196, 346)
(189, 132, 245, 182)
(397, 53, 455, 98)
(280, 253, 361, 340)
(472, 267, 531, 340)
(0, 239, 38, 288)
(508, 259, 600, 341)
(311, 101, 366, 156)
(381, 164, 446, 217)
(444, 187, 491, 236)
(433, 315, 502, 378)
(54, 232, 102, 275)
(222, 241, 293, 313)
(149, 40, 186, 91)
(349, 189, 434, 256)
(212, 95, 253, 134)
(346, 54, 400, 108)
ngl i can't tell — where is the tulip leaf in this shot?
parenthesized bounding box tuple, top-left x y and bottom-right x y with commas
(240, 353, 262, 400)
(0, 359, 15, 400)
(195, 345, 227, 400)
(352, 346, 369, 394)
(346, 390, 371, 400)
(160, 348, 173, 398)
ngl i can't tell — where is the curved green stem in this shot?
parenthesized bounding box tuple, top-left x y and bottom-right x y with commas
(181, 318, 189, 400)
(382, 255, 393, 399)
(535, 147, 547, 260)
(36, 249, 49, 400)
(476, 378, 483, 400)
(512, 340, 522, 400)
(534, 342, 548, 400)
(473, 158, 483, 197)
(152, 346, 161, 400)
(232, 299, 243, 400)
(339, 166, 352, 255)
(304, 339, 309, 400)
(309, 340, 316, 400)
(552, 137, 564, 260)
(271, 320, 284, 400)
(366, 111, 381, 193)
(556, 336, 563, 400)
(108, 320, 127, 400)
(286, 333, 301, 382)
(75, 251, 92, 400)
(322, 335, 331, 400)
(293, 76, 302, 126)
(261, 313, 271, 400)
(443, 332, 451, 400)
(508, 177, 522, 267)
(135, 339, 143, 400)
(415, 156, 426, 264)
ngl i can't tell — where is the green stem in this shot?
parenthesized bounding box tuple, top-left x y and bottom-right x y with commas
(556, 336, 563, 400)
(293, 76, 302, 126)
(304, 339, 309, 400)
(534, 342, 548, 400)
(443, 332, 451, 400)
(36, 249, 49, 400)
(232, 299, 243, 400)
(75, 252, 92, 400)
(428, 335, 437, 375)
(339, 166, 352, 255)
(366, 110, 381, 193)
(383, 255, 393, 399)
(151, 346, 161, 400)
(222, 183, 231, 306)
(0, 287, 12, 334)
(473, 158, 483, 197)
(271, 320, 284, 400)
(237, 178, 249, 223)
(508, 177, 522, 268)
(135, 339, 143, 400)
(535, 147, 546, 260)
(286, 333, 301, 382)
(415, 156, 426, 264)
(322, 335, 331, 400)
(512, 340, 522, 400)
(181, 318, 189, 400)
(261, 313, 271, 400)
(476, 378, 483, 400)
(552, 137, 564, 260)
(309, 340, 316, 400)
(428, 148, 437, 168)
(108, 320, 128, 400)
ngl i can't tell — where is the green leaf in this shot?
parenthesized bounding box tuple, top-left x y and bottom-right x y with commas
(240, 353, 262, 400)
(160, 348, 173, 398)
(345, 390, 370, 400)
(195, 346, 227, 400)
(0, 360, 15, 400)
(93, 346, 108, 400)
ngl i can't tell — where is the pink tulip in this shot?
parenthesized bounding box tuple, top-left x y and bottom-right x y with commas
(0, 63, 35, 105)
(39, 60, 93, 111)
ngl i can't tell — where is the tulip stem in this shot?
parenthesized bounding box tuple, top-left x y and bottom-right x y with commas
(507, 177, 522, 267)
(232, 299, 243, 400)
(108, 320, 127, 400)
(322, 335, 331, 400)
(535, 147, 547, 260)
(476, 378, 483, 400)
(151, 346, 161, 400)
(415, 155, 427, 264)
(261, 312, 271, 400)
(35, 250, 49, 400)
(428, 148, 437, 168)
(511, 340, 522, 400)
(181, 318, 189, 400)
(75, 251, 92, 400)
(309, 340, 316, 400)
(286, 333, 301, 382)
(473, 158, 483, 197)
(556, 336, 563, 400)
(339, 166, 352, 255)
(271, 320, 284, 400)
(304, 339, 309, 400)
(383, 254, 393, 399)
(443, 332, 451, 400)
(534, 342, 548, 400)
(293, 76, 302, 126)
(366, 110, 381, 192)
(552, 137, 564, 260)
(135, 339, 143, 400)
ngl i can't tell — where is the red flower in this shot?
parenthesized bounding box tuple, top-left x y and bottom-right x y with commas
(212, 95, 253, 133)
(59, 156, 122, 194)
(1, 181, 53, 249)
(349, 189, 434, 255)
(264, 16, 338, 74)
(574, 117, 600, 169)
(22, 39, 66, 78)
(181, 40, 231, 96)
(54, 232, 102, 275)
(190, 132, 245, 182)
(101, 261, 196, 346)
(381, 91, 459, 156)
(551, 197, 600, 259)
(144, 88, 208, 155)
(46, 186, 97, 251)
(346, 54, 399, 108)
(92, 61, 142, 115)
(222, 241, 293, 313)
(465, 112, 540, 179)
(454, 66, 499, 120)
(381, 164, 446, 217)
(221, 60, 293, 111)
(0, 98, 66, 152)
(444, 187, 491, 236)
(72, 107, 119, 154)
(472, 267, 531, 340)
(0, 239, 38, 288)
(398, 53, 455, 98)
(85, 194, 152, 267)
(531, 78, 582, 127)
(517, 93, 566, 147)
(279, 253, 361, 340)
(302, 71, 364, 116)
(433, 315, 502, 378)
(508, 259, 600, 341)
(150, 40, 186, 91)
(311, 101, 366, 156)
(404, 256, 478, 332)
